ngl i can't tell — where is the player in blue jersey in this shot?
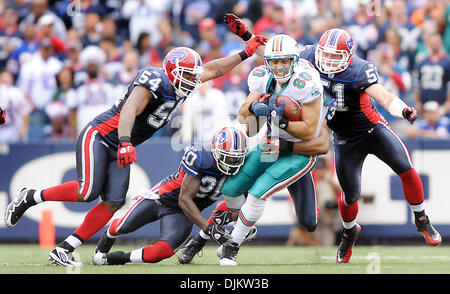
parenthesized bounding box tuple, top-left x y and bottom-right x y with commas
(4, 33, 267, 266)
(223, 13, 442, 264)
(90, 126, 247, 265)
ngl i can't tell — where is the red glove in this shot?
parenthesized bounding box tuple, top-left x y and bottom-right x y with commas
(0, 107, 5, 125)
(224, 13, 253, 41)
(402, 107, 417, 124)
(117, 137, 137, 168)
(242, 35, 268, 59)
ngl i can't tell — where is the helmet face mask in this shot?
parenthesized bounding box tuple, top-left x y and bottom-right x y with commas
(163, 47, 204, 98)
(211, 127, 247, 176)
(315, 29, 355, 75)
(264, 34, 300, 83)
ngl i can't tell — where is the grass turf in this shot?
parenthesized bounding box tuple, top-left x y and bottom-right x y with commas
(0, 243, 449, 274)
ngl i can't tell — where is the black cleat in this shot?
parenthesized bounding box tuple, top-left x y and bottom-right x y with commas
(4, 188, 37, 227)
(336, 224, 361, 264)
(95, 230, 116, 254)
(415, 215, 442, 246)
(219, 240, 240, 266)
(178, 236, 207, 264)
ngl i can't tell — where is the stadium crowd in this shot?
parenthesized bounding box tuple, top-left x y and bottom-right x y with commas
(1, 0, 450, 144)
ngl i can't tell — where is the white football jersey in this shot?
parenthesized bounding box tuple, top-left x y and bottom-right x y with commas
(247, 58, 327, 142)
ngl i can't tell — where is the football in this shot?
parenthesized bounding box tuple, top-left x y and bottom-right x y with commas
(276, 95, 302, 121)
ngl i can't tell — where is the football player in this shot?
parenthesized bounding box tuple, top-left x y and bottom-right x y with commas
(4, 33, 267, 266)
(178, 124, 330, 265)
(217, 34, 329, 266)
(92, 126, 247, 265)
(224, 13, 442, 264)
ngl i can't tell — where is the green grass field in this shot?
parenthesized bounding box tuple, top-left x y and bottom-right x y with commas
(1, 243, 449, 274)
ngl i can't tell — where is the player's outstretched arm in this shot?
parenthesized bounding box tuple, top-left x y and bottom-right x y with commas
(365, 83, 417, 124)
(178, 173, 231, 244)
(200, 35, 267, 82)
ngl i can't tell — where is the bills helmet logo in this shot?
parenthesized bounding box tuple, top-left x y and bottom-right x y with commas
(214, 130, 228, 145)
(346, 38, 354, 51)
(163, 49, 187, 67)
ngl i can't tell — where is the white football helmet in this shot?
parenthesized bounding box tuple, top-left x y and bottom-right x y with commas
(264, 34, 300, 83)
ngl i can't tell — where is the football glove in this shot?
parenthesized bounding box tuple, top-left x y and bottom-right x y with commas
(211, 210, 234, 226)
(117, 136, 137, 168)
(249, 101, 272, 117)
(205, 224, 232, 244)
(0, 107, 5, 125)
(402, 107, 417, 124)
(268, 95, 288, 130)
(224, 13, 253, 41)
(240, 35, 268, 60)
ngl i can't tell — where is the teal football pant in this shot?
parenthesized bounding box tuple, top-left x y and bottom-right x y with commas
(221, 144, 318, 201)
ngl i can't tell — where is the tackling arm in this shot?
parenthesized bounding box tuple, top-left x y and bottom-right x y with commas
(365, 83, 417, 124)
(177, 173, 209, 232)
(289, 121, 330, 156)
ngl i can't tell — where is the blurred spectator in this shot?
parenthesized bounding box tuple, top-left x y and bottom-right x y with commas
(379, 27, 412, 72)
(44, 101, 71, 141)
(135, 32, 162, 68)
(279, 0, 318, 21)
(66, 45, 115, 135)
(410, 0, 444, 27)
(156, 19, 178, 60)
(6, 0, 31, 22)
(196, 18, 219, 58)
(178, 0, 219, 41)
(51, 67, 78, 138)
(19, 0, 67, 41)
(415, 32, 450, 116)
(64, 39, 84, 86)
(221, 51, 251, 121)
(6, 22, 38, 78)
(17, 37, 63, 111)
(101, 17, 124, 47)
(262, 3, 287, 35)
(0, 7, 23, 69)
(179, 81, 230, 148)
(285, 15, 315, 46)
(108, 49, 139, 95)
(0, 70, 32, 142)
(122, 0, 170, 46)
(344, 0, 379, 57)
(36, 14, 66, 55)
(82, 11, 102, 47)
(99, 36, 124, 80)
(253, 0, 277, 35)
(405, 101, 450, 139)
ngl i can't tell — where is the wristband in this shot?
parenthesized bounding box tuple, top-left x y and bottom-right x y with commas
(239, 50, 249, 61)
(242, 31, 253, 42)
(119, 136, 131, 143)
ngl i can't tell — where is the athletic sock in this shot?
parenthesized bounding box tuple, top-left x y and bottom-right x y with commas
(399, 169, 426, 218)
(338, 193, 359, 229)
(41, 181, 79, 202)
(72, 202, 114, 245)
(231, 195, 265, 246)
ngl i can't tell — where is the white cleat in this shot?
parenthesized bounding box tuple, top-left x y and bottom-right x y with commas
(49, 247, 83, 267)
(92, 252, 108, 265)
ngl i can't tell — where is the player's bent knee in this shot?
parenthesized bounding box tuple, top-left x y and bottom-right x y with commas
(142, 240, 174, 263)
(108, 219, 122, 237)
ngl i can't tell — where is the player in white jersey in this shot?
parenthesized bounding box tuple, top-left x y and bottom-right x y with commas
(218, 34, 329, 266)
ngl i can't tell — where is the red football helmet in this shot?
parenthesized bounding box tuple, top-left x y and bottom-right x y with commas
(315, 28, 355, 74)
(163, 47, 204, 98)
(211, 126, 247, 175)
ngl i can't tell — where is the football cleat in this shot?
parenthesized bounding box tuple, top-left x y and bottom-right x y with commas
(178, 236, 207, 264)
(92, 252, 108, 265)
(216, 226, 257, 258)
(95, 231, 116, 254)
(336, 224, 361, 264)
(219, 240, 240, 266)
(49, 247, 83, 267)
(415, 215, 442, 246)
(4, 187, 36, 227)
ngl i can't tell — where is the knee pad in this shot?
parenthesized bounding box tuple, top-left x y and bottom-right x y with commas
(142, 240, 174, 263)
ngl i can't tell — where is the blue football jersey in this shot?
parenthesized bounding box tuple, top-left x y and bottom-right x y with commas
(156, 145, 226, 212)
(417, 55, 450, 105)
(300, 45, 386, 138)
(90, 67, 182, 147)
